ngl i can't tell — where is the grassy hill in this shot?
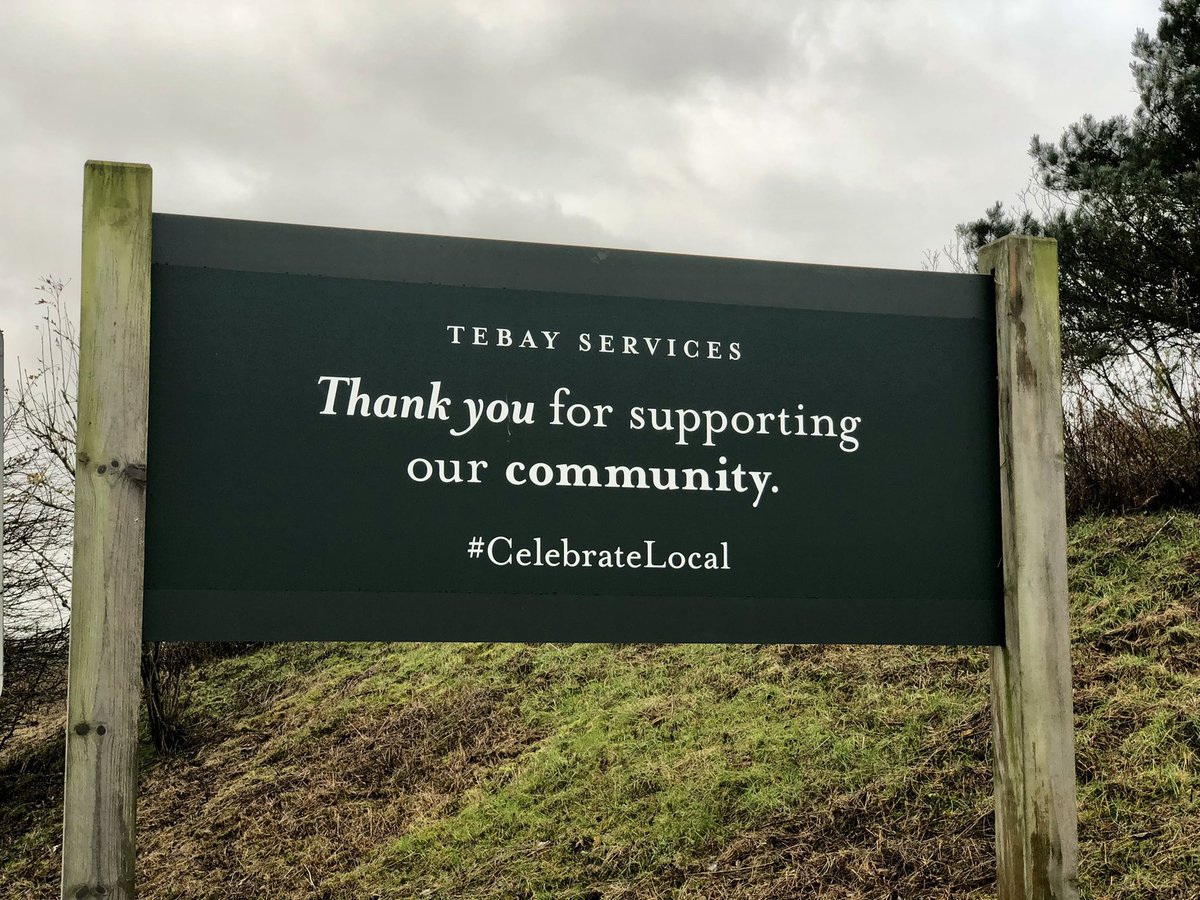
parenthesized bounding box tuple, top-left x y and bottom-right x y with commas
(2, 513, 1198, 898)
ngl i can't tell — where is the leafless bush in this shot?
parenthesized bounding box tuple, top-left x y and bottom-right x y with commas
(2, 279, 76, 755)
(1063, 340, 1200, 517)
(4, 278, 76, 632)
(141, 642, 264, 752)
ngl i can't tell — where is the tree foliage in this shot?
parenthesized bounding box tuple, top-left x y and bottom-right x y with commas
(954, 0, 1200, 370)
(947, 2, 1200, 514)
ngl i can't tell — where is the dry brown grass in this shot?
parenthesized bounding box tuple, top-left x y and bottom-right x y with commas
(134, 679, 539, 899)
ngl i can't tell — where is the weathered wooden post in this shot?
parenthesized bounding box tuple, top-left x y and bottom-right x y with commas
(61, 161, 152, 900)
(980, 235, 1078, 899)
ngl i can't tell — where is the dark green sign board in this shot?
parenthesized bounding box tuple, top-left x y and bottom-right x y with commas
(144, 214, 1002, 643)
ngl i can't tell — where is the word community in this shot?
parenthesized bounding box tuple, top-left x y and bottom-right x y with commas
(406, 456, 777, 508)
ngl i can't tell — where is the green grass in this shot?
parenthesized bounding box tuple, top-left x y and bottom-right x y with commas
(330, 642, 985, 899)
(1, 512, 1197, 898)
(1066, 514, 1200, 897)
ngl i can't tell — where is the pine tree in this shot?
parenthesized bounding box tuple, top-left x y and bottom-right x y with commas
(955, 0, 1200, 369)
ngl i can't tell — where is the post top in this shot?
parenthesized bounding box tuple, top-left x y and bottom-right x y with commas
(85, 160, 152, 173)
(979, 233, 1057, 252)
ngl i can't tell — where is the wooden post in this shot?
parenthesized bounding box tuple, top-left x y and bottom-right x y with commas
(61, 161, 152, 900)
(979, 235, 1078, 899)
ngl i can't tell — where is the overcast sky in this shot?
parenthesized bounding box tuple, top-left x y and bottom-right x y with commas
(0, 0, 1162, 384)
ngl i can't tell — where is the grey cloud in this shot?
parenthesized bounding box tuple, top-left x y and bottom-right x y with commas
(0, 0, 1163, 383)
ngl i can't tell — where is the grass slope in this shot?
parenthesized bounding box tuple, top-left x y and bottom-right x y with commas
(2, 513, 1198, 898)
